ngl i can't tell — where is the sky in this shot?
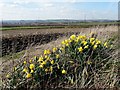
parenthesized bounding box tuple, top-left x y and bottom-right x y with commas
(0, 0, 119, 20)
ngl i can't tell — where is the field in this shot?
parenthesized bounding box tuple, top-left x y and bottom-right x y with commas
(0, 25, 119, 89)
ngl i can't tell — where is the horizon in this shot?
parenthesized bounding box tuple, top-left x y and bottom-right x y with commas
(0, 1, 119, 20)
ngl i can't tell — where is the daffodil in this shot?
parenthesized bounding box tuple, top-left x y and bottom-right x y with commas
(81, 35, 86, 40)
(50, 66, 53, 72)
(29, 59, 32, 63)
(50, 60, 54, 64)
(29, 64, 35, 70)
(44, 49, 51, 55)
(91, 41, 95, 45)
(38, 56, 43, 62)
(26, 73, 32, 79)
(93, 44, 97, 50)
(84, 45, 89, 49)
(22, 68, 28, 73)
(23, 61, 27, 64)
(60, 47, 64, 51)
(41, 61, 46, 65)
(39, 64, 43, 68)
(82, 41, 87, 46)
(96, 40, 101, 45)
(45, 68, 49, 72)
(90, 38, 95, 43)
(53, 47, 57, 52)
(56, 54, 60, 59)
(104, 42, 108, 48)
(70, 34, 76, 40)
(62, 69, 67, 74)
(78, 47, 83, 53)
(30, 70, 34, 73)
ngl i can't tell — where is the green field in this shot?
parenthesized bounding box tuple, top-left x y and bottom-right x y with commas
(1, 21, 118, 31)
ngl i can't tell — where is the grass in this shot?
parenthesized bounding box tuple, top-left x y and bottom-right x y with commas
(2, 33, 119, 89)
(1, 26, 119, 89)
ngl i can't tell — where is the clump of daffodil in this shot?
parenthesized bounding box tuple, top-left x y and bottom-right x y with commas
(26, 73, 32, 79)
(29, 64, 35, 70)
(62, 69, 67, 74)
(44, 49, 51, 55)
(78, 47, 83, 53)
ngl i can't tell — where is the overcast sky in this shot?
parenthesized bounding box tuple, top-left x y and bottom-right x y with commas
(0, 0, 119, 20)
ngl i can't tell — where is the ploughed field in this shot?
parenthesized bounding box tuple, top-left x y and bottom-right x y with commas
(1, 26, 117, 56)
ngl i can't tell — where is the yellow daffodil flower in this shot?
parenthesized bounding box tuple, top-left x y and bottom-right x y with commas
(104, 42, 108, 48)
(39, 64, 43, 68)
(93, 44, 97, 50)
(78, 47, 83, 53)
(70, 34, 76, 40)
(22, 68, 28, 73)
(44, 49, 51, 55)
(30, 70, 34, 73)
(62, 69, 67, 74)
(29, 59, 32, 63)
(90, 38, 95, 43)
(38, 56, 43, 62)
(82, 41, 87, 46)
(56, 54, 60, 59)
(23, 61, 27, 64)
(29, 64, 35, 70)
(26, 73, 32, 79)
(84, 45, 89, 49)
(50, 60, 54, 64)
(53, 47, 57, 52)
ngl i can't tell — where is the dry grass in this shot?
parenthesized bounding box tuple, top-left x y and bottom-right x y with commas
(0, 26, 119, 89)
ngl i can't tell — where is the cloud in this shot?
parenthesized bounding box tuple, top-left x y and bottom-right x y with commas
(1, 1, 118, 20)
